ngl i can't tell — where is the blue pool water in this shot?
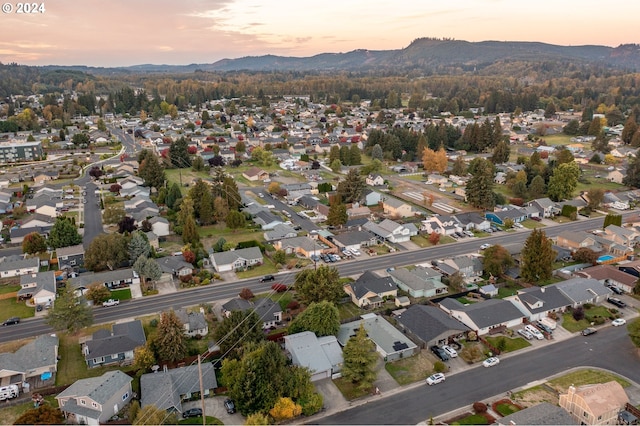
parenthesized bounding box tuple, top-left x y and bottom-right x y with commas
(597, 254, 615, 263)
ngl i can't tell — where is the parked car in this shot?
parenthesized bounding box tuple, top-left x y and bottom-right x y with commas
(517, 328, 533, 340)
(102, 299, 120, 307)
(483, 357, 500, 368)
(351, 249, 362, 256)
(259, 275, 275, 282)
(442, 345, 458, 358)
(426, 373, 446, 386)
(2, 317, 20, 326)
(612, 318, 627, 327)
(479, 243, 492, 250)
(524, 324, 544, 340)
(582, 327, 597, 336)
(182, 408, 203, 418)
(607, 297, 627, 308)
(535, 321, 553, 334)
(271, 283, 288, 293)
(531, 216, 542, 221)
(224, 399, 236, 414)
(607, 285, 624, 295)
(430, 345, 450, 362)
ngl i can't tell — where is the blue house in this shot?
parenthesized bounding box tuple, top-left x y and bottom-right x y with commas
(485, 207, 528, 225)
(82, 320, 146, 368)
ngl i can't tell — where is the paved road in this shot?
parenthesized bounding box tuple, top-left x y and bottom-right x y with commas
(0, 213, 631, 343)
(315, 325, 640, 425)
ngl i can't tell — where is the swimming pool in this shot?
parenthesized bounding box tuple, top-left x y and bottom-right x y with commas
(597, 254, 615, 263)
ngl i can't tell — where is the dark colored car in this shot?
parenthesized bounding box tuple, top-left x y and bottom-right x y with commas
(582, 328, 597, 336)
(430, 345, 450, 362)
(607, 297, 627, 308)
(224, 399, 236, 414)
(36, 305, 43, 312)
(259, 275, 275, 282)
(608, 285, 624, 295)
(2, 317, 20, 326)
(535, 321, 553, 334)
(182, 408, 203, 418)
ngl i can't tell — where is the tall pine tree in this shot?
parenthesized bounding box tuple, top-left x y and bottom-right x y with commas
(521, 228, 557, 284)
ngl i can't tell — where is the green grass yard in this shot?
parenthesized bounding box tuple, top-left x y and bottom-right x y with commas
(485, 335, 531, 353)
(0, 297, 35, 322)
(562, 306, 616, 332)
(547, 369, 630, 392)
(235, 259, 279, 279)
(109, 288, 132, 300)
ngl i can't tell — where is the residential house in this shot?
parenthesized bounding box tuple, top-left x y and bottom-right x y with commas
(253, 210, 284, 230)
(243, 166, 269, 181)
(575, 264, 637, 294)
(284, 332, 343, 382)
(554, 278, 611, 307)
(140, 364, 217, 415)
(273, 236, 326, 258)
(388, 266, 448, 298)
(156, 255, 194, 279)
(0, 255, 40, 278)
(434, 255, 484, 279)
(485, 206, 528, 225)
(604, 224, 639, 247)
(68, 268, 140, 292)
(82, 320, 147, 368)
(363, 219, 412, 243)
(148, 216, 171, 237)
(56, 244, 85, 271)
(559, 381, 629, 425)
(17, 271, 56, 305)
(506, 285, 573, 321)
(453, 211, 491, 231)
(529, 197, 561, 218)
(362, 189, 382, 206)
(57, 371, 133, 426)
(210, 247, 263, 272)
(264, 223, 298, 242)
(10, 225, 53, 245)
(395, 304, 471, 348)
(366, 174, 385, 186)
(618, 259, 640, 278)
(556, 230, 602, 252)
(347, 204, 371, 219)
(426, 174, 448, 185)
(439, 298, 526, 335)
(343, 271, 397, 308)
(607, 169, 625, 184)
(330, 230, 377, 252)
(175, 308, 209, 337)
(337, 313, 418, 361)
(421, 215, 462, 236)
(0, 334, 58, 391)
(221, 297, 282, 329)
(497, 402, 579, 426)
(382, 196, 414, 218)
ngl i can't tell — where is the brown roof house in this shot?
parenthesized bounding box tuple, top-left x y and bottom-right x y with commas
(559, 381, 629, 425)
(242, 166, 269, 181)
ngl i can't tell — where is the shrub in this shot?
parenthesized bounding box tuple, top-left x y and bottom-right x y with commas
(433, 361, 447, 373)
(150, 318, 158, 327)
(572, 306, 585, 321)
(473, 402, 488, 413)
(201, 278, 210, 285)
(179, 274, 193, 283)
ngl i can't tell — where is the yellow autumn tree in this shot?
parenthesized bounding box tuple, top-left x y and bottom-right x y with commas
(423, 147, 448, 174)
(269, 397, 302, 422)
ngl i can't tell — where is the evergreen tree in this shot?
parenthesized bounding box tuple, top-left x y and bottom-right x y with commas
(622, 114, 638, 145)
(46, 287, 93, 333)
(349, 144, 361, 165)
(528, 175, 546, 199)
(288, 301, 340, 336)
(339, 145, 350, 165)
(329, 145, 341, 163)
(623, 155, 640, 187)
(371, 144, 383, 161)
(341, 324, 378, 393)
(153, 310, 187, 363)
(465, 158, 495, 210)
(128, 231, 151, 264)
(451, 156, 467, 176)
(491, 140, 510, 164)
(521, 228, 557, 284)
(199, 188, 215, 225)
(214, 310, 264, 360)
(337, 168, 365, 203)
(326, 201, 348, 227)
(48, 216, 82, 249)
(181, 215, 199, 244)
(294, 265, 343, 304)
(169, 136, 191, 168)
(137, 150, 166, 190)
(166, 182, 182, 210)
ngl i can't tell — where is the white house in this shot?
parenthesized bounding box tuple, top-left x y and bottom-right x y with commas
(363, 219, 412, 243)
(209, 247, 263, 272)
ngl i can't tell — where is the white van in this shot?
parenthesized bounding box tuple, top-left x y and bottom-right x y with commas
(0, 384, 19, 401)
(525, 324, 544, 340)
(539, 317, 557, 330)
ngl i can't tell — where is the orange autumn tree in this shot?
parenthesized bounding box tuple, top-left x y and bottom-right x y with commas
(269, 397, 302, 422)
(422, 146, 448, 174)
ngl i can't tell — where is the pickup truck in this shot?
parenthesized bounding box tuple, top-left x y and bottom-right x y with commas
(102, 299, 120, 307)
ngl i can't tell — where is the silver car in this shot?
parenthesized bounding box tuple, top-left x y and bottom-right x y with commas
(517, 328, 533, 340)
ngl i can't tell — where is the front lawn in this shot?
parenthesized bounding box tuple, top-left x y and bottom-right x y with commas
(109, 288, 132, 300)
(494, 400, 522, 416)
(385, 351, 433, 385)
(0, 395, 58, 425)
(411, 235, 434, 248)
(0, 297, 35, 322)
(562, 306, 615, 332)
(451, 413, 490, 425)
(178, 416, 223, 425)
(333, 376, 371, 400)
(235, 259, 279, 279)
(485, 335, 531, 353)
(0, 283, 20, 295)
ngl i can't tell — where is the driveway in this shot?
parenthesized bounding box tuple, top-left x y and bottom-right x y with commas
(181, 396, 243, 424)
(155, 276, 178, 294)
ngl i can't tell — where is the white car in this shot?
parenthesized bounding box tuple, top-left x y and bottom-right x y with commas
(426, 373, 445, 386)
(517, 328, 533, 340)
(525, 324, 544, 340)
(483, 357, 500, 368)
(442, 345, 458, 358)
(102, 299, 120, 307)
(612, 318, 626, 327)
(479, 243, 492, 250)
(351, 249, 362, 256)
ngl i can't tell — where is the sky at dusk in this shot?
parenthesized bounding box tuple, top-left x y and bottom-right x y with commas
(1, 0, 638, 67)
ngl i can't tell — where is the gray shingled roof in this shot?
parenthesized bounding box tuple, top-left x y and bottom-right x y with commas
(349, 271, 396, 300)
(498, 402, 578, 425)
(68, 268, 138, 289)
(211, 247, 263, 267)
(18, 271, 56, 297)
(140, 364, 217, 412)
(58, 370, 131, 405)
(84, 320, 146, 360)
(0, 255, 39, 273)
(175, 309, 208, 332)
(396, 304, 470, 344)
(554, 278, 611, 304)
(440, 298, 525, 329)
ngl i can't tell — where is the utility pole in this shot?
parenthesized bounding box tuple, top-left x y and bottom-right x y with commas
(198, 354, 205, 426)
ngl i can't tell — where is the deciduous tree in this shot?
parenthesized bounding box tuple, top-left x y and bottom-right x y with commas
(48, 217, 82, 249)
(85, 283, 111, 304)
(85, 233, 128, 271)
(270, 397, 302, 422)
(572, 247, 598, 265)
(133, 344, 156, 372)
(22, 232, 47, 254)
(288, 301, 340, 336)
(294, 265, 343, 304)
(482, 245, 515, 277)
(14, 404, 64, 425)
(133, 405, 177, 425)
(547, 161, 580, 201)
(226, 210, 247, 230)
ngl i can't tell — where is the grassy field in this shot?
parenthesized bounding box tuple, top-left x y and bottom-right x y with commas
(235, 259, 278, 279)
(540, 134, 574, 146)
(547, 369, 630, 392)
(0, 284, 19, 295)
(110, 288, 132, 300)
(0, 297, 35, 322)
(198, 223, 265, 246)
(384, 351, 434, 385)
(451, 413, 490, 425)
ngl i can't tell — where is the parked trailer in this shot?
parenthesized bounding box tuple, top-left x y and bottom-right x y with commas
(0, 384, 19, 401)
(540, 317, 557, 330)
